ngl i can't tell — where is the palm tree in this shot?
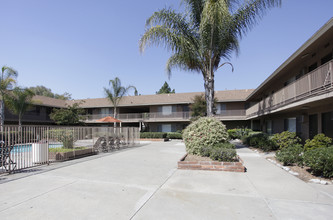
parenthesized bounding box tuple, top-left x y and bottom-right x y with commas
(0, 66, 18, 127)
(5, 87, 35, 127)
(104, 77, 137, 119)
(140, 0, 281, 116)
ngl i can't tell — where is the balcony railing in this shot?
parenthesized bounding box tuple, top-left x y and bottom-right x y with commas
(84, 110, 246, 123)
(246, 60, 333, 118)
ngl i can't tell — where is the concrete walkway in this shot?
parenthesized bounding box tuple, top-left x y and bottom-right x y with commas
(1, 141, 333, 220)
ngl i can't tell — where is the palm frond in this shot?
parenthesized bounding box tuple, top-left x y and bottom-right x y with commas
(182, 0, 205, 27)
(232, 0, 281, 38)
(166, 52, 202, 77)
(140, 8, 199, 54)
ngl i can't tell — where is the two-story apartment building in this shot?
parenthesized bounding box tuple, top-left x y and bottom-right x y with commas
(73, 89, 253, 132)
(4, 18, 333, 139)
(246, 17, 333, 140)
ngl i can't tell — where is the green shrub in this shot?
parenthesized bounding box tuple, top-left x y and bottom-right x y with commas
(304, 134, 332, 151)
(213, 142, 236, 149)
(242, 132, 277, 152)
(228, 128, 252, 139)
(242, 131, 263, 146)
(166, 132, 182, 139)
(276, 145, 304, 166)
(182, 117, 229, 155)
(209, 147, 237, 162)
(271, 131, 302, 149)
(140, 132, 167, 139)
(199, 142, 236, 158)
(227, 129, 239, 139)
(257, 137, 278, 152)
(304, 146, 333, 178)
(49, 147, 87, 153)
(48, 129, 75, 149)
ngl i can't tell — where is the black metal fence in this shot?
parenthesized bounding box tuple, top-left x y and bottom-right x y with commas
(0, 126, 139, 174)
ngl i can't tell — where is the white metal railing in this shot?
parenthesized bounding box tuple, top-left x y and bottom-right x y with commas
(84, 110, 246, 122)
(215, 110, 246, 117)
(0, 125, 139, 174)
(247, 60, 333, 117)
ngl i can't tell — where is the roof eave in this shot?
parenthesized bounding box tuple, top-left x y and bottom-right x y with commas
(246, 17, 333, 101)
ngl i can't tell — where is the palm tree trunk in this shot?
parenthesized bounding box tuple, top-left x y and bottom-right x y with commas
(113, 106, 117, 128)
(204, 77, 215, 117)
(0, 99, 4, 130)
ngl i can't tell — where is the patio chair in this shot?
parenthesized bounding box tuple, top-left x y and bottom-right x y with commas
(100, 138, 108, 152)
(107, 137, 115, 151)
(0, 144, 16, 172)
(93, 137, 107, 153)
(114, 137, 121, 149)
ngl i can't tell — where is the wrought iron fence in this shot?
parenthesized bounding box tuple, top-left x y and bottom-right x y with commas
(0, 125, 139, 174)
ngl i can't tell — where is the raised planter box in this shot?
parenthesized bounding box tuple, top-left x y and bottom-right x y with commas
(178, 154, 246, 172)
(49, 148, 93, 161)
(139, 138, 169, 142)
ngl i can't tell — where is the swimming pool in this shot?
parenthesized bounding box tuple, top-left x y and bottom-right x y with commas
(11, 143, 63, 153)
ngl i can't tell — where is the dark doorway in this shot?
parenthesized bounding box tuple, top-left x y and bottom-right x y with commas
(309, 114, 318, 139)
(322, 112, 333, 138)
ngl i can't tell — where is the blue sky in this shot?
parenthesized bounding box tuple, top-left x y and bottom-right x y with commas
(0, 0, 332, 99)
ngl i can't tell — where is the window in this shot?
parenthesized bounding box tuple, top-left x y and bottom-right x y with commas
(216, 103, 226, 115)
(284, 77, 295, 87)
(162, 124, 172, 132)
(162, 106, 172, 115)
(266, 120, 272, 135)
(101, 108, 112, 115)
(284, 118, 296, 132)
(296, 68, 306, 80)
(321, 53, 332, 65)
(308, 62, 317, 72)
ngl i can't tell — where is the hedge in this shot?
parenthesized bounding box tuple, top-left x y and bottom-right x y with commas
(140, 132, 167, 139)
(166, 132, 182, 139)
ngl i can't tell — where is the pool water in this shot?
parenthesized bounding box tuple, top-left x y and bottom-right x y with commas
(11, 143, 63, 153)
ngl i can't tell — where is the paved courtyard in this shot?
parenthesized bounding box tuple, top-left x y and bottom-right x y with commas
(1, 141, 333, 220)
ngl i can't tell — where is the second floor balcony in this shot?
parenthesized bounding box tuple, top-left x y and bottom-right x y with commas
(246, 60, 333, 119)
(84, 109, 246, 123)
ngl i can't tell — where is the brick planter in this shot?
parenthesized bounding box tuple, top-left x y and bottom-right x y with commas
(178, 154, 246, 172)
(49, 148, 94, 161)
(139, 138, 169, 142)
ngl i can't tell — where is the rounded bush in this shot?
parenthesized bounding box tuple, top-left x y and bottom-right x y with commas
(276, 145, 304, 166)
(271, 131, 302, 149)
(304, 133, 332, 151)
(304, 146, 333, 178)
(182, 117, 228, 155)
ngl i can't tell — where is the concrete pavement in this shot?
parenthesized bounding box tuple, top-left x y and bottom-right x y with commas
(1, 141, 333, 220)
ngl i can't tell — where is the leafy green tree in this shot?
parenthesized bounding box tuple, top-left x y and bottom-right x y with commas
(190, 94, 206, 118)
(54, 92, 72, 100)
(0, 66, 18, 127)
(156, 81, 175, 94)
(190, 94, 217, 120)
(140, 0, 280, 116)
(50, 102, 85, 125)
(104, 77, 137, 119)
(5, 87, 35, 127)
(29, 85, 72, 100)
(28, 85, 53, 97)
